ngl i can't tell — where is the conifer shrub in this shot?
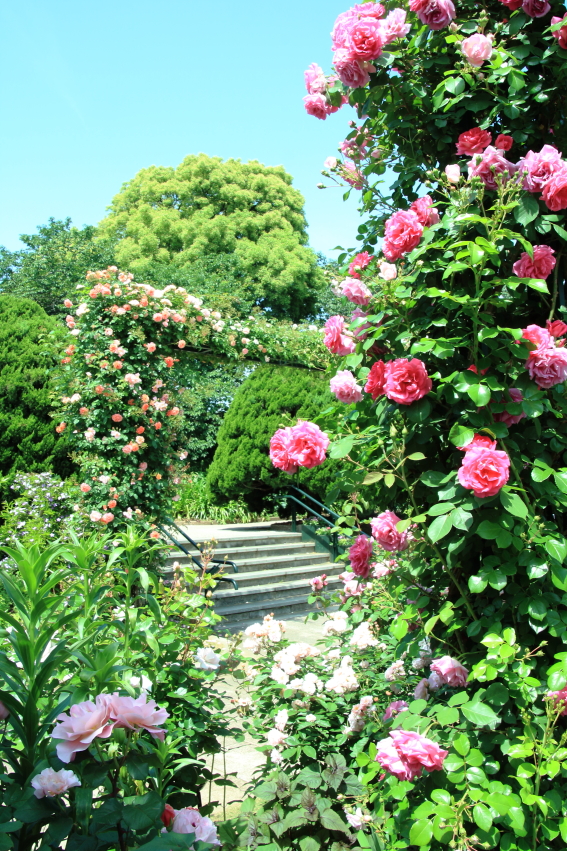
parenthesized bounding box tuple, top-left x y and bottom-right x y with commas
(206, 365, 338, 511)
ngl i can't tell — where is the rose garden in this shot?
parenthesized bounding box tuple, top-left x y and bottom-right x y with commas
(2, 0, 567, 848)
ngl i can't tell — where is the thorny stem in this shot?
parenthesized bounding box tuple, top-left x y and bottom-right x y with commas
(548, 250, 563, 320)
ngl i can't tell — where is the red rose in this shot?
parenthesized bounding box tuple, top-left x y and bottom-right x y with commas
(384, 358, 432, 405)
(456, 128, 492, 156)
(365, 360, 387, 399)
(495, 134, 514, 151)
(161, 804, 176, 828)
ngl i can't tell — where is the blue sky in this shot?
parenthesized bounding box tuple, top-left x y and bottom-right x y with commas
(0, 0, 365, 258)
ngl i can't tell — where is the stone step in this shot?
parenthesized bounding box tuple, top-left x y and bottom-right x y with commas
(213, 573, 339, 607)
(165, 530, 303, 550)
(213, 593, 321, 632)
(212, 562, 341, 589)
(164, 540, 316, 566)
(164, 550, 332, 576)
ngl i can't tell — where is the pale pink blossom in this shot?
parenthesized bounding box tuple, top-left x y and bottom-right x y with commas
(517, 145, 564, 193)
(342, 162, 364, 189)
(383, 700, 409, 721)
(371, 511, 409, 551)
(378, 261, 397, 280)
(89, 511, 102, 523)
(341, 277, 372, 305)
(468, 146, 517, 190)
(124, 372, 141, 386)
(323, 315, 356, 355)
(409, 0, 455, 29)
(80, 483, 91, 493)
(171, 808, 220, 844)
(106, 693, 169, 740)
(461, 33, 493, 66)
(31, 768, 81, 798)
(51, 697, 115, 763)
(310, 573, 328, 592)
(330, 370, 363, 403)
(376, 730, 447, 780)
(325, 156, 338, 169)
(414, 678, 430, 700)
(304, 62, 327, 94)
(267, 728, 288, 747)
(430, 655, 469, 687)
(381, 8, 411, 42)
(445, 164, 461, 183)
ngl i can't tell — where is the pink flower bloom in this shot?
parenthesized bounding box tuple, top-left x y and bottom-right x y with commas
(445, 164, 461, 183)
(521, 324, 553, 348)
(376, 730, 447, 780)
(303, 93, 335, 120)
(145, 342, 157, 353)
(456, 128, 492, 156)
(430, 655, 469, 687)
(381, 8, 411, 43)
(551, 13, 567, 49)
(513, 245, 556, 279)
(270, 427, 298, 474)
(342, 162, 364, 189)
(517, 145, 564, 193)
(310, 573, 328, 592)
(548, 688, 567, 715)
(461, 33, 493, 66)
(345, 19, 384, 60)
(383, 700, 409, 720)
(101, 513, 114, 524)
(468, 146, 517, 190)
(304, 62, 327, 94)
(457, 446, 510, 498)
(323, 315, 356, 355)
(365, 360, 387, 399)
(333, 49, 374, 88)
(409, 195, 440, 227)
(287, 421, 330, 469)
(80, 483, 91, 493)
(330, 369, 364, 403)
(352, 2, 385, 19)
(111, 413, 123, 423)
(526, 346, 567, 388)
(106, 693, 169, 740)
(547, 319, 567, 338)
(89, 511, 102, 522)
(495, 134, 514, 151)
(522, 0, 550, 16)
(349, 535, 374, 578)
(124, 373, 141, 386)
(493, 388, 525, 427)
(384, 358, 432, 405)
(499, 0, 522, 8)
(31, 768, 81, 798)
(371, 511, 408, 551)
(341, 277, 372, 305)
(459, 434, 497, 452)
(51, 697, 115, 763)
(542, 164, 567, 211)
(414, 678, 430, 700)
(172, 808, 220, 844)
(409, 0, 455, 30)
(383, 210, 423, 261)
(0, 701, 9, 720)
(349, 251, 372, 276)
(378, 261, 397, 280)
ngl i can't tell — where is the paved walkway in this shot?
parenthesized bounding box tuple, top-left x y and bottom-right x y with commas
(173, 519, 295, 544)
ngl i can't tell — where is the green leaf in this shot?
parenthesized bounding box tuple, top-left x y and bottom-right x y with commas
(461, 700, 500, 729)
(452, 733, 470, 756)
(428, 513, 453, 543)
(409, 819, 433, 846)
(476, 521, 502, 540)
(514, 194, 540, 226)
(546, 538, 567, 564)
(525, 278, 549, 294)
(467, 384, 491, 406)
(500, 489, 528, 518)
(450, 507, 473, 531)
(473, 803, 493, 832)
(527, 597, 547, 620)
(469, 575, 488, 593)
(437, 706, 460, 726)
(448, 424, 475, 447)
(319, 808, 349, 833)
(122, 791, 164, 832)
(137, 835, 198, 851)
(407, 452, 426, 461)
(427, 502, 455, 516)
(329, 436, 355, 459)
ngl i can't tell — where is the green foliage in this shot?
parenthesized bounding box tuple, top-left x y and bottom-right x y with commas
(0, 296, 72, 497)
(206, 365, 339, 511)
(173, 472, 273, 524)
(0, 472, 81, 551)
(97, 154, 324, 321)
(0, 218, 116, 314)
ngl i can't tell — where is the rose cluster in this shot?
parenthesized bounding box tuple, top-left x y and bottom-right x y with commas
(382, 195, 439, 262)
(365, 357, 432, 405)
(375, 729, 448, 781)
(269, 420, 330, 474)
(521, 321, 567, 390)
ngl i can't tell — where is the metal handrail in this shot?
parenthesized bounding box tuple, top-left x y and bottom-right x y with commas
(158, 517, 238, 590)
(289, 486, 340, 520)
(286, 489, 340, 561)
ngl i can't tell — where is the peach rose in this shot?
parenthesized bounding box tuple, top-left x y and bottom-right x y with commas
(106, 693, 169, 740)
(51, 697, 114, 763)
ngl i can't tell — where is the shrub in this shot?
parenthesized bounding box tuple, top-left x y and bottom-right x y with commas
(206, 365, 339, 512)
(0, 472, 80, 553)
(173, 472, 273, 524)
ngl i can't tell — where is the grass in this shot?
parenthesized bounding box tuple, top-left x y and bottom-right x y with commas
(173, 473, 274, 524)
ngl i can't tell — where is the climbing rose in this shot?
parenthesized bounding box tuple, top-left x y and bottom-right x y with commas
(494, 388, 525, 427)
(304, 62, 327, 94)
(341, 277, 372, 305)
(522, 324, 552, 348)
(384, 358, 432, 405)
(31, 768, 81, 799)
(383, 700, 409, 721)
(495, 134, 514, 151)
(107, 693, 169, 740)
(349, 251, 372, 276)
(456, 128, 492, 156)
(410, 195, 440, 226)
(375, 730, 447, 781)
(323, 315, 356, 355)
(445, 164, 461, 183)
(365, 361, 387, 399)
(371, 511, 409, 551)
(51, 697, 115, 763)
(333, 49, 374, 88)
(522, 0, 550, 16)
(468, 146, 517, 190)
(547, 319, 567, 338)
(345, 19, 384, 60)
(343, 162, 364, 188)
(381, 8, 411, 42)
(513, 245, 556, 279)
(461, 33, 493, 66)
(430, 656, 469, 687)
(330, 370, 363, 403)
(303, 93, 336, 120)
(171, 808, 220, 844)
(349, 535, 374, 578)
(517, 145, 564, 193)
(526, 346, 567, 388)
(409, 0, 455, 29)
(80, 483, 91, 493)
(542, 165, 567, 211)
(287, 421, 330, 469)
(551, 13, 567, 48)
(270, 427, 298, 474)
(458, 446, 510, 498)
(383, 210, 423, 261)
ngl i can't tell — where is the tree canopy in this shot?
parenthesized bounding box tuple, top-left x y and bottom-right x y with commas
(97, 154, 324, 321)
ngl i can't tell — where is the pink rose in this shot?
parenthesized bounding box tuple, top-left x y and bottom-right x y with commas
(468, 146, 517, 190)
(445, 164, 461, 183)
(371, 510, 409, 551)
(383, 210, 424, 261)
(409, 0, 455, 30)
(345, 19, 384, 60)
(332, 9, 359, 50)
(522, 0, 550, 16)
(324, 315, 356, 355)
(270, 427, 299, 474)
(517, 145, 564, 193)
(521, 324, 553, 348)
(303, 93, 336, 120)
(495, 134, 514, 151)
(304, 62, 327, 94)
(325, 156, 338, 169)
(456, 128, 492, 156)
(381, 8, 411, 43)
(106, 693, 169, 740)
(349, 251, 372, 276)
(459, 434, 497, 452)
(383, 700, 409, 721)
(430, 655, 469, 687)
(461, 33, 493, 66)
(51, 697, 115, 763)
(526, 346, 567, 388)
(414, 678, 430, 700)
(548, 688, 567, 715)
(343, 162, 364, 189)
(551, 14, 567, 48)
(378, 261, 397, 280)
(80, 483, 91, 493)
(310, 574, 328, 592)
(330, 370, 364, 403)
(333, 49, 374, 88)
(172, 808, 220, 844)
(513, 245, 556, 279)
(349, 535, 374, 578)
(352, 2, 385, 19)
(384, 358, 432, 405)
(409, 195, 440, 227)
(542, 164, 567, 211)
(365, 360, 387, 399)
(376, 730, 447, 781)
(31, 768, 81, 798)
(287, 421, 330, 469)
(457, 446, 510, 498)
(493, 388, 525, 427)
(499, 0, 522, 8)
(341, 277, 372, 305)
(547, 319, 567, 338)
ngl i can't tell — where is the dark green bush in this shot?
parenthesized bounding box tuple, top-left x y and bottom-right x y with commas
(206, 364, 338, 512)
(0, 296, 72, 499)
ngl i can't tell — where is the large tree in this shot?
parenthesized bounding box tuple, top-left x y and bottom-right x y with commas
(0, 218, 116, 315)
(97, 154, 324, 321)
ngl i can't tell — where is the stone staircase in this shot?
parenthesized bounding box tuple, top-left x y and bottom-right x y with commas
(162, 521, 342, 631)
